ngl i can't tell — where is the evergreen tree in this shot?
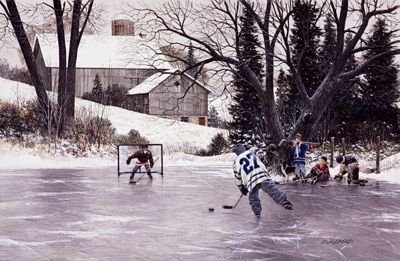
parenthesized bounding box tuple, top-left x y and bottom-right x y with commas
(208, 106, 222, 128)
(92, 74, 103, 103)
(314, 13, 337, 141)
(186, 42, 196, 77)
(332, 33, 362, 142)
(277, 0, 321, 134)
(290, 0, 322, 96)
(319, 13, 336, 77)
(276, 68, 297, 134)
(229, 6, 265, 147)
(359, 19, 399, 139)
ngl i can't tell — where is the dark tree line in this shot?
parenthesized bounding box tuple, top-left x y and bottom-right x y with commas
(276, 2, 399, 143)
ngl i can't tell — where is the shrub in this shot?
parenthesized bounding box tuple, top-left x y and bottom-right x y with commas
(70, 107, 116, 150)
(104, 84, 128, 107)
(114, 129, 149, 145)
(0, 102, 24, 137)
(81, 92, 94, 102)
(0, 59, 32, 85)
(195, 133, 230, 156)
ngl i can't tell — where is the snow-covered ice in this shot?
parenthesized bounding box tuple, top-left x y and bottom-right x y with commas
(0, 166, 400, 260)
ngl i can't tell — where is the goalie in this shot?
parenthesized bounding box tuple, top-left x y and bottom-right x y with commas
(126, 145, 155, 183)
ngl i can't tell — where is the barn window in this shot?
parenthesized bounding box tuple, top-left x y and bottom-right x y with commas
(115, 24, 124, 35)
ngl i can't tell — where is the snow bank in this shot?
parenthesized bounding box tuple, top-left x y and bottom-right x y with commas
(0, 77, 226, 150)
(0, 141, 114, 170)
(0, 140, 234, 170)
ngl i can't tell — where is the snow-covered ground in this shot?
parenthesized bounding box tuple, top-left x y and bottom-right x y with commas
(0, 77, 226, 151)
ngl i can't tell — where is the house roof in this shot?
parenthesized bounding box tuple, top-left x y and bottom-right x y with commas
(127, 69, 211, 95)
(34, 33, 171, 69)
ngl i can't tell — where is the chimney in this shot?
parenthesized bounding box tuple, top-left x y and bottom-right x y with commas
(111, 19, 135, 36)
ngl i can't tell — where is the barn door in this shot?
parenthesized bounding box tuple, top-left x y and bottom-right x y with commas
(199, 117, 206, 126)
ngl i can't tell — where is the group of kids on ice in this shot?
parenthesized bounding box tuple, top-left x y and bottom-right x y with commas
(126, 133, 361, 217)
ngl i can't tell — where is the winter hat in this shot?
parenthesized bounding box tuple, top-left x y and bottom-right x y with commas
(321, 156, 328, 162)
(295, 133, 302, 138)
(233, 144, 247, 156)
(336, 155, 344, 163)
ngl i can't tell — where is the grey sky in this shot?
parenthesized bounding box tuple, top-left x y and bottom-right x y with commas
(0, 0, 399, 66)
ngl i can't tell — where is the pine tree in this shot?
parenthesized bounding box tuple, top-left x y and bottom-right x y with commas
(186, 42, 196, 77)
(290, 0, 322, 96)
(92, 74, 103, 103)
(277, 0, 321, 134)
(314, 13, 337, 141)
(332, 33, 362, 142)
(208, 106, 221, 128)
(276, 68, 297, 134)
(229, 6, 266, 147)
(360, 19, 399, 139)
(319, 13, 336, 77)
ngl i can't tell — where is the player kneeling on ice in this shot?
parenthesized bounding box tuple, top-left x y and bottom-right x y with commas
(305, 156, 330, 184)
(334, 155, 360, 184)
(126, 145, 154, 183)
(233, 144, 293, 217)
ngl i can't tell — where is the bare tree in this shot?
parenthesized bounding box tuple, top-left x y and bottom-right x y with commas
(0, 0, 96, 133)
(43, 0, 95, 129)
(130, 0, 400, 145)
(0, 0, 51, 115)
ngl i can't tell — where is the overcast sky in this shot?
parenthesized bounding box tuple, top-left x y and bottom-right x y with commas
(0, 0, 399, 66)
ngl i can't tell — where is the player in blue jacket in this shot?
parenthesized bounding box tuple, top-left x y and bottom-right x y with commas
(291, 133, 309, 181)
(233, 144, 293, 217)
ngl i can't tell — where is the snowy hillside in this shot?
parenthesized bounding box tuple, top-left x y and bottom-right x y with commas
(0, 77, 226, 151)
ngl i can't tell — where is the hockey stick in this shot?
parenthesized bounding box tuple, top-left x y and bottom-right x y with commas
(222, 194, 244, 209)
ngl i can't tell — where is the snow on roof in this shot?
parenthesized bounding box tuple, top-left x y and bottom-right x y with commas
(35, 33, 171, 69)
(128, 69, 174, 95)
(128, 69, 211, 95)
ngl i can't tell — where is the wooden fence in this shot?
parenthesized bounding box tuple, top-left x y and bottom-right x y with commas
(328, 136, 381, 174)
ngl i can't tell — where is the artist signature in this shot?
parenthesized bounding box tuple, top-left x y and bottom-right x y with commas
(321, 239, 353, 245)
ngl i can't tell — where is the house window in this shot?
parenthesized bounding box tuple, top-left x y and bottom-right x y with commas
(181, 117, 189, 122)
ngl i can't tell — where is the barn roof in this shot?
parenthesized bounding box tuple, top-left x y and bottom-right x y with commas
(34, 33, 171, 69)
(127, 69, 211, 95)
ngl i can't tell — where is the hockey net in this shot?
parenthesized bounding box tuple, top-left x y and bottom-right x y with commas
(117, 144, 163, 176)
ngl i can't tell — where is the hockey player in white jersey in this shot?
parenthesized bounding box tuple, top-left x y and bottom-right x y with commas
(233, 144, 293, 217)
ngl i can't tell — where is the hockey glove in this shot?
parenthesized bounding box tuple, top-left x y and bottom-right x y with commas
(126, 157, 132, 165)
(238, 185, 248, 196)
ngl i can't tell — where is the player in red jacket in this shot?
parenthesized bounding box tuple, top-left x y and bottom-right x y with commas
(305, 156, 330, 184)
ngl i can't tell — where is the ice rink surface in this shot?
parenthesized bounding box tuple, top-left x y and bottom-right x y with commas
(0, 166, 400, 260)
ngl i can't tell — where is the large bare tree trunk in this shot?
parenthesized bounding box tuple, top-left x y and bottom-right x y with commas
(64, 0, 94, 128)
(64, 0, 81, 127)
(4, 0, 51, 115)
(53, 0, 67, 133)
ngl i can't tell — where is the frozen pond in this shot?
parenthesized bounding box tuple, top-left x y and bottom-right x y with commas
(0, 166, 399, 260)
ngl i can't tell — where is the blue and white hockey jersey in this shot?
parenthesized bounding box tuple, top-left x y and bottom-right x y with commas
(233, 150, 270, 191)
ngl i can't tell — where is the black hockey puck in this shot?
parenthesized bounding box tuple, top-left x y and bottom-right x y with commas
(208, 208, 214, 212)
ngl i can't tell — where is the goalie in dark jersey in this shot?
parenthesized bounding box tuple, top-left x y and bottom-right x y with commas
(126, 145, 154, 183)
